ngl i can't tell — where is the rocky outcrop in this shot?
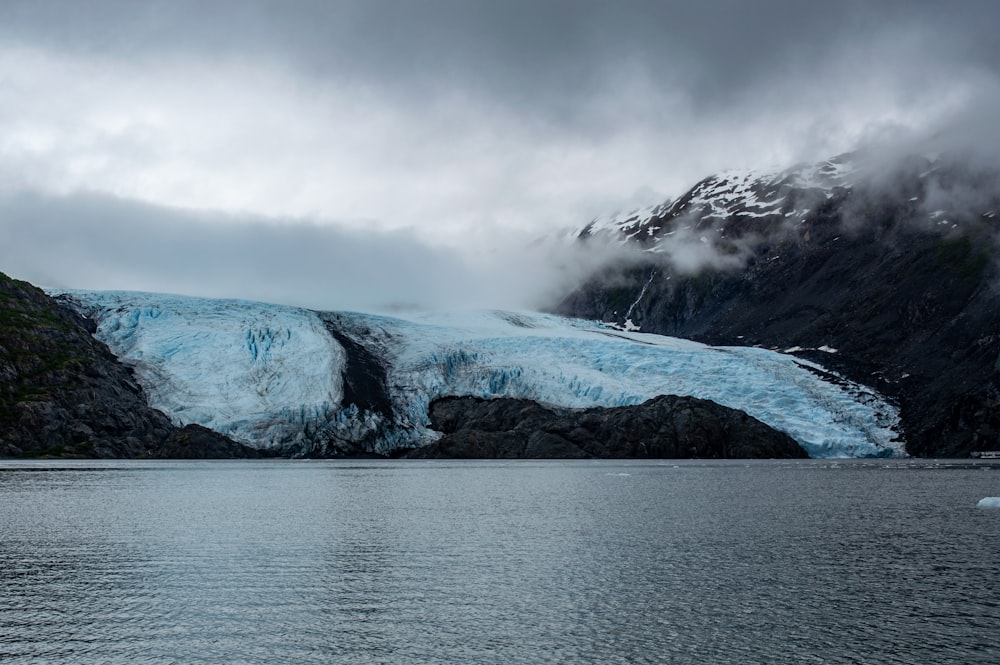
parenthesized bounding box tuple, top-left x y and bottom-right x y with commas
(156, 424, 275, 459)
(0, 271, 258, 458)
(406, 395, 807, 459)
(555, 156, 1000, 457)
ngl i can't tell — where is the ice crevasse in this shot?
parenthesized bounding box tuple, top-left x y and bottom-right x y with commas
(55, 290, 903, 458)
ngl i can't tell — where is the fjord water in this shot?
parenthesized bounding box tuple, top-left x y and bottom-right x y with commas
(1, 460, 998, 664)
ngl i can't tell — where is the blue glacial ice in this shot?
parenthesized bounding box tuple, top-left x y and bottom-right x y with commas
(55, 291, 903, 458)
(56, 291, 346, 448)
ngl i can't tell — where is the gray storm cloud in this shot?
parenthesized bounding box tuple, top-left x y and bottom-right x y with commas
(4, 1, 998, 110)
(0, 191, 640, 312)
(0, 0, 998, 308)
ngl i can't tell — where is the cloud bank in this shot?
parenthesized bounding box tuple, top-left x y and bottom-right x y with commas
(0, 190, 640, 311)
(0, 1, 997, 308)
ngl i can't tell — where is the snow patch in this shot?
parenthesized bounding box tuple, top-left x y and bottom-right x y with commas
(622, 271, 656, 324)
(781, 345, 838, 355)
(579, 155, 858, 254)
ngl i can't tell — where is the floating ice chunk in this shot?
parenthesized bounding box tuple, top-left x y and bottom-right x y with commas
(977, 497, 1000, 509)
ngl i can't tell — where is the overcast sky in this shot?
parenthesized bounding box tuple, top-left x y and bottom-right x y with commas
(1, 0, 998, 309)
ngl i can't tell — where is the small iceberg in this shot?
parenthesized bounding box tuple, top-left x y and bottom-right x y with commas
(976, 497, 1000, 509)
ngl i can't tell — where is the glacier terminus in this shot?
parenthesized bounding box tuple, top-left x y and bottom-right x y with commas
(53, 290, 903, 459)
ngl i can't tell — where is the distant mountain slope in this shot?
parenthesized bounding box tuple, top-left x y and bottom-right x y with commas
(555, 153, 1000, 457)
(0, 272, 256, 458)
(581, 153, 857, 254)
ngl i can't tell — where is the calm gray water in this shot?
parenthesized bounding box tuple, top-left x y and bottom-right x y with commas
(1, 459, 999, 664)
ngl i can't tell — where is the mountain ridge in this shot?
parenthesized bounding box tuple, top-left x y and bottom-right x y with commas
(555, 152, 1000, 457)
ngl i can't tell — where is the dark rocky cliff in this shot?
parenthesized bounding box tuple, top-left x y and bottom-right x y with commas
(406, 395, 806, 459)
(0, 272, 262, 458)
(555, 156, 1000, 457)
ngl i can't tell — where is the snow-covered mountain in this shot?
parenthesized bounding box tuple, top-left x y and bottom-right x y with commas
(557, 151, 1000, 457)
(580, 153, 858, 251)
(54, 290, 902, 458)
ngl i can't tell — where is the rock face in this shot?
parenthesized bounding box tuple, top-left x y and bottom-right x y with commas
(407, 395, 807, 459)
(555, 155, 1000, 457)
(0, 272, 259, 458)
(156, 424, 275, 459)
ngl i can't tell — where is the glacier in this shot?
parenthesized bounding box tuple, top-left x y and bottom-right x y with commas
(54, 290, 903, 458)
(55, 292, 347, 448)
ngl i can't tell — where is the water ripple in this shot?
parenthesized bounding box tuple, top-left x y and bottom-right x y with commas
(1, 459, 999, 663)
